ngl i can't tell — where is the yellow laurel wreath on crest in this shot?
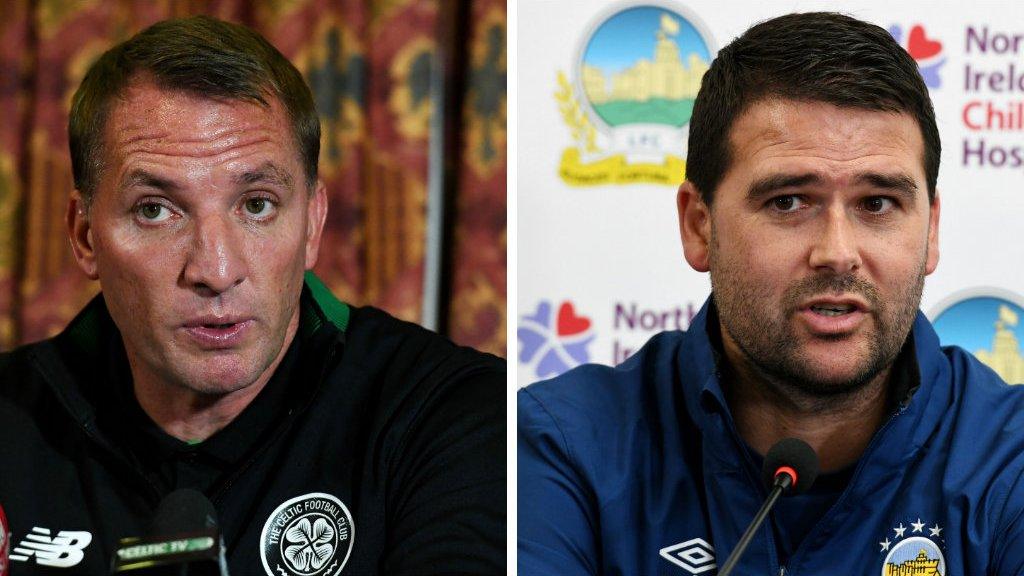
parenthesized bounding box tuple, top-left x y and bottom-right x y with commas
(555, 72, 598, 153)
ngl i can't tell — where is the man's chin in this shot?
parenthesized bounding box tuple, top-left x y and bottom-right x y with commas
(785, 370, 880, 398)
(771, 351, 888, 398)
(173, 355, 265, 396)
(155, 327, 290, 396)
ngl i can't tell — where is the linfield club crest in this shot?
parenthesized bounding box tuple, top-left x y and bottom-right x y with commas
(879, 518, 946, 575)
(930, 288, 1024, 384)
(556, 2, 714, 187)
(260, 492, 354, 576)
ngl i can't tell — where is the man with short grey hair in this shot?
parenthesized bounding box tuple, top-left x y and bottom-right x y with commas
(0, 16, 504, 575)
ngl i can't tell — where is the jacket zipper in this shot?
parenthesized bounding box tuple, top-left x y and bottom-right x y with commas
(209, 339, 341, 506)
(779, 405, 906, 576)
(209, 338, 341, 557)
(714, 385, 908, 576)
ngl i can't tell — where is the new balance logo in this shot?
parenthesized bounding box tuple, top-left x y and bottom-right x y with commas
(10, 527, 92, 568)
(660, 537, 716, 574)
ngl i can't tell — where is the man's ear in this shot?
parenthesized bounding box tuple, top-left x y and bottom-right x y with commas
(925, 191, 941, 275)
(67, 190, 98, 280)
(304, 179, 329, 270)
(677, 180, 712, 272)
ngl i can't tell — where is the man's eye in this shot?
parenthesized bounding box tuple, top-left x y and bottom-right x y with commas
(769, 195, 805, 213)
(862, 196, 896, 213)
(137, 203, 170, 222)
(243, 197, 276, 218)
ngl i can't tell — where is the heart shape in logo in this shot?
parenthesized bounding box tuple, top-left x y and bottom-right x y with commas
(557, 302, 591, 337)
(907, 25, 941, 60)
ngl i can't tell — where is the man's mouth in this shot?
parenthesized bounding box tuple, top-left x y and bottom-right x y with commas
(182, 317, 254, 349)
(797, 297, 869, 336)
(794, 293, 868, 334)
(183, 315, 251, 328)
(809, 303, 856, 317)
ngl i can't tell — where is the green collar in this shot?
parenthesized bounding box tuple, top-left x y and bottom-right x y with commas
(301, 271, 350, 338)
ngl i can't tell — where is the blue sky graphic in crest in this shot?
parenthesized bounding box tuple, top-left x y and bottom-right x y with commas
(583, 6, 710, 75)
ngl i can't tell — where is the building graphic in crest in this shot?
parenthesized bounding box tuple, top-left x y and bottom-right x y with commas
(975, 304, 1024, 382)
(931, 290, 1024, 384)
(885, 549, 941, 576)
(879, 522, 945, 576)
(556, 3, 713, 187)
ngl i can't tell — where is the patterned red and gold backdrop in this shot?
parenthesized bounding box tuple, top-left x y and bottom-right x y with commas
(0, 0, 506, 356)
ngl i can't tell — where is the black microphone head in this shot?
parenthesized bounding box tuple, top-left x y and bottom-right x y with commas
(762, 438, 819, 495)
(150, 489, 218, 535)
(113, 489, 227, 574)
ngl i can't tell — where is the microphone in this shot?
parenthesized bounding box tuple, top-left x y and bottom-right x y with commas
(111, 489, 229, 575)
(717, 438, 819, 576)
(0, 503, 9, 576)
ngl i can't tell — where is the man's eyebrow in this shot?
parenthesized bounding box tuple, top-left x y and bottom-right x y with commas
(854, 172, 919, 199)
(120, 169, 181, 192)
(746, 172, 921, 202)
(746, 173, 820, 202)
(233, 162, 295, 189)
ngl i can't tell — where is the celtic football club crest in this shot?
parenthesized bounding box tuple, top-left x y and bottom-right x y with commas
(260, 492, 354, 576)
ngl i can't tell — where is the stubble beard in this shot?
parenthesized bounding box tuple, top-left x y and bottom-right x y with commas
(709, 236, 925, 402)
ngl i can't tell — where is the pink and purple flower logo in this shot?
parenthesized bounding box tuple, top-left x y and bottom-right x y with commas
(889, 23, 945, 88)
(518, 300, 596, 381)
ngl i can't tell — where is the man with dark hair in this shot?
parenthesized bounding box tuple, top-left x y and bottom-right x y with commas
(519, 12, 1024, 575)
(0, 16, 504, 575)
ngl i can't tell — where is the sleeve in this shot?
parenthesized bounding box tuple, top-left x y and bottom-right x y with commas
(992, 468, 1024, 575)
(381, 366, 506, 576)
(518, 388, 598, 576)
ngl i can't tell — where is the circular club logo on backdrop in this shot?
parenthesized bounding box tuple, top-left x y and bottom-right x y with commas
(578, 3, 713, 131)
(931, 289, 1024, 384)
(556, 2, 715, 186)
(260, 492, 354, 576)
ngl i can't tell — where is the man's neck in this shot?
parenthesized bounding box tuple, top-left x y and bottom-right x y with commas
(131, 375, 266, 443)
(725, 368, 891, 473)
(719, 334, 895, 474)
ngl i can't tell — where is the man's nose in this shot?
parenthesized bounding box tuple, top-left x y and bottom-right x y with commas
(808, 206, 862, 274)
(182, 214, 248, 295)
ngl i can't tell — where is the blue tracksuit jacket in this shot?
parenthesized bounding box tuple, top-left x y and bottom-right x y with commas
(518, 300, 1024, 575)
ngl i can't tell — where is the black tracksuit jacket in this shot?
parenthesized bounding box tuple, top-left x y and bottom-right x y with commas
(0, 278, 505, 574)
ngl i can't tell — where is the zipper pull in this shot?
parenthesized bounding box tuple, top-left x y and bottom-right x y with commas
(779, 567, 786, 576)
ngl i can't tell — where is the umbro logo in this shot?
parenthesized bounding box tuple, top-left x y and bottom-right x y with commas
(10, 527, 92, 568)
(660, 537, 716, 574)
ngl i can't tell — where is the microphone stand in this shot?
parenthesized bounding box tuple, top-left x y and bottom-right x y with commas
(717, 473, 793, 576)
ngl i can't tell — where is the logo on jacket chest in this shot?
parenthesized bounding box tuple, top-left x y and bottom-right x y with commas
(878, 518, 946, 575)
(8, 527, 92, 568)
(260, 492, 354, 576)
(660, 537, 716, 574)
